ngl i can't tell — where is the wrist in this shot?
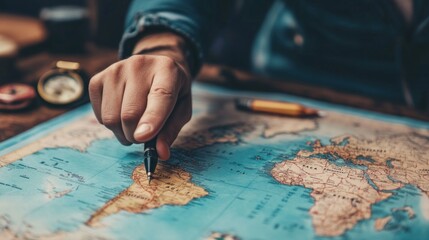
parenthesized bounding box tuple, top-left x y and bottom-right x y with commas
(132, 30, 194, 77)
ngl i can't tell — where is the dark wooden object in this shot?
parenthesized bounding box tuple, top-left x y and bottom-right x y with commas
(0, 44, 118, 142)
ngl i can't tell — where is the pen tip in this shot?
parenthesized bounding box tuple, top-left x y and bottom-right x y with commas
(147, 172, 152, 185)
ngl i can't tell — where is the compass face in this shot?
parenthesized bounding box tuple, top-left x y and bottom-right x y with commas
(38, 71, 84, 105)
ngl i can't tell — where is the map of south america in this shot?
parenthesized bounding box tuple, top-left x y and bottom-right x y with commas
(86, 164, 208, 227)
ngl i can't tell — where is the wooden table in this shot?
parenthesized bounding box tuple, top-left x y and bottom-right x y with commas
(0, 44, 118, 142)
(1, 50, 428, 143)
(198, 64, 429, 122)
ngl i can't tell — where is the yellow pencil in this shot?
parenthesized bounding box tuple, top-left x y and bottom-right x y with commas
(235, 98, 325, 117)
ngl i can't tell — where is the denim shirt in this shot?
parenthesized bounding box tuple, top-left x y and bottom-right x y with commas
(120, 0, 429, 109)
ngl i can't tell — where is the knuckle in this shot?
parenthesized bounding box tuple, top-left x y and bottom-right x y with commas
(130, 54, 153, 65)
(88, 79, 101, 95)
(157, 56, 176, 68)
(121, 109, 141, 123)
(150, 87, 175, 99)
(129, 54, 142, 61)
(108, 62, 123, 75)
(89, 74, 101, 85)
(130, 54, 147, 61)
(102, 115, 120, 128)
(90, 71, 103, 82)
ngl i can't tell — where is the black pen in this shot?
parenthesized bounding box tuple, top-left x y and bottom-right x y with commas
(143, 137, 158, 184)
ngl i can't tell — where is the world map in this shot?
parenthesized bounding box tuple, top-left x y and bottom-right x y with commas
(0, 83, 428, 239)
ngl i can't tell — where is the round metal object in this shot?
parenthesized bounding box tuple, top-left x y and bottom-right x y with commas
(37, 68, 85, 105)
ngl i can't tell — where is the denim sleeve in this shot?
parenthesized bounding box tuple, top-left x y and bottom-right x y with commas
(119, 0, 224, 73)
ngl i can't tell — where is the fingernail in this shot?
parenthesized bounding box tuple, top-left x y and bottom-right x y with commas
(134, 124, 152, 139)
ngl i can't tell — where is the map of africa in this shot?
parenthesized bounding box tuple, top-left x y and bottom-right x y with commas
(0, 82, 428, 240)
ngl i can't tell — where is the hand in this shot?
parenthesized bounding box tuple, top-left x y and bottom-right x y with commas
(89, 32, 193, 160)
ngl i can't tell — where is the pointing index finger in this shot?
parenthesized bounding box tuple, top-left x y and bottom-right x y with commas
(133, 63, 182, 142)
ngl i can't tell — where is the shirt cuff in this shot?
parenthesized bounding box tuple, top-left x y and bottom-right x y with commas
(118, 12, 203, 75)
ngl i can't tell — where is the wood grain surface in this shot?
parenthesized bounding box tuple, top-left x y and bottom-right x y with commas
(0, 44, 118, 142)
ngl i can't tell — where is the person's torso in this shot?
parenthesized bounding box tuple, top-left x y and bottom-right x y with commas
(251, 0, 429, 108)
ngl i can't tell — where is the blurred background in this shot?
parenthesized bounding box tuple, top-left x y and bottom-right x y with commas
(0, 0, 273, 67)
(0, 0, 134, 119)
(0, 0, 271, 116)
(1, 0, 428, 139)
(0, 0, 282, 140)
(0, 0, 131, 51)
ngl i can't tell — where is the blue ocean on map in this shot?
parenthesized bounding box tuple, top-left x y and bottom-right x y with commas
(0, 83, 428, 239)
